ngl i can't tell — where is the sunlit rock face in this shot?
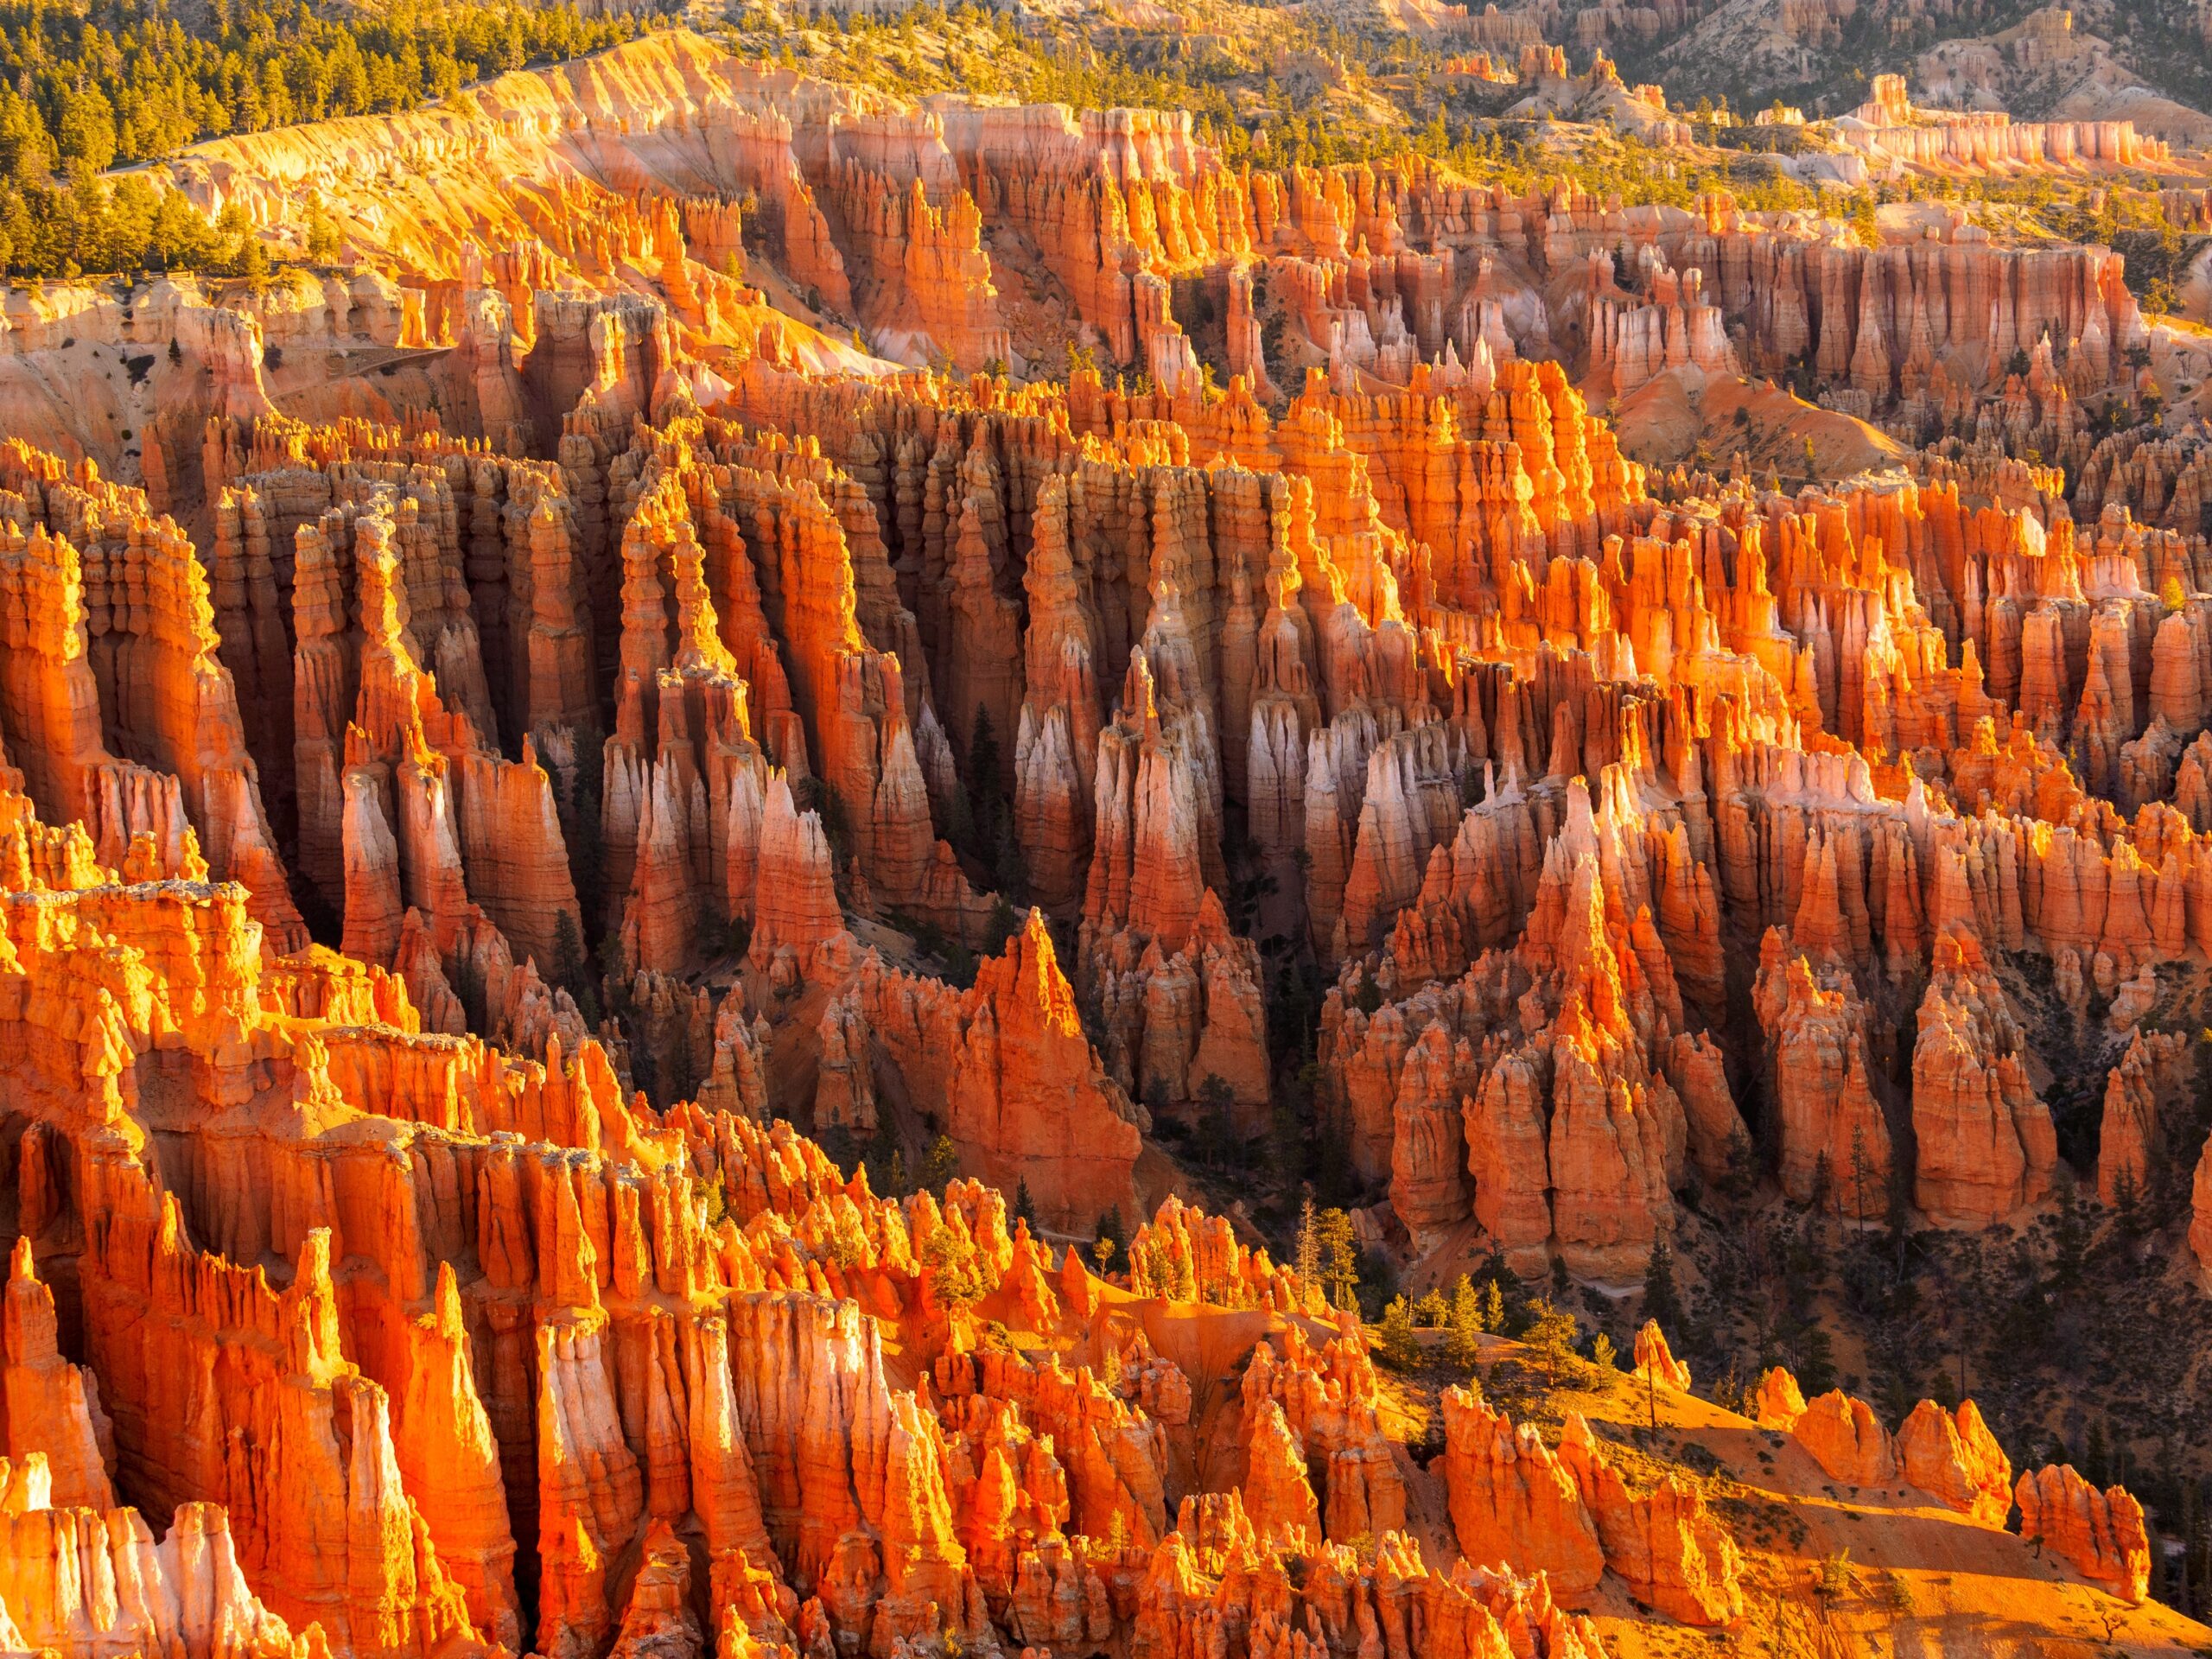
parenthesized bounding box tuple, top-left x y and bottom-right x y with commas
(0, 20, 2209, 1658)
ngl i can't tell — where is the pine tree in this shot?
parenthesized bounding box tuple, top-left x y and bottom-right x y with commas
(551, 909, 589, 993)
(1642, 1238, 1681, 1335)
(304, 197, 340, 261)
(1445, 1274, 1484, 1369)
(966, 704, 1004, 859)
(234, 225, 270, 289)
(923, 1134, 960, 1193)
(1795, 1320, 1838, 1396)
(1093, 1205, 1125, 1274)
(2112, 1166, 2141, 1240)
(2185, 1477, 2207, 1615)
(1378, 1296, 1419, 1370)
(2084, 1418, 2110, 1488)
(1014, 1177, 1037, 1232)
(1479, 1278, 1506, 1335)
(1522, 1298, 1579, 1374)
(1848, 1123, 1877, 1231)
(2050, 1179, 2088, 1289)
(918, 1217, 983, 1302)
(1167, 1236, 1197, 1302)
(1316, 1206, 1359, 1310)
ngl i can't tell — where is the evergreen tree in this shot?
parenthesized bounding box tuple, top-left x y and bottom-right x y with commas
(917, 1215, 984, 1302)
(1294, 1195, 1320, 1286)
(1316, 1206, 1359, 1310)
(1445, 1274, 1485, 1369)
(1193, 1073, 1236, 1168)
(1793, 1319, 1838, 1396)
(551, 908, 588, 987)
(1522, 1297, 1578, 1374)
(1093, 1204, 1126, 1273)
(2184, 1477, 2206, 1615)
(1475, 1248, 1520, 1333)
(1642, 1238, 1682, 1336)
(0, 0, 664, 203)
(2112, 1166, 2141, 1240)
(2084, 1418, 2111, 1487)
(1268, 1071, 1309, 1182)
(922, 1133, 959, 1193)
(304, 197, 341, 261)
(1377, 1296, 1419, 1370)
(984, 895, 1020, 958)
(1848, 1123, 1878, 1231)
(966, 703, 1004, 860)
(1720, 1124, 1760, 1202)
(2050, 1179, 2089, 1289)
(56, 87, 118, 172)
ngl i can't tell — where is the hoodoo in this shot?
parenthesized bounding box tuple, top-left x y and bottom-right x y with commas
(0, 1, 2211, 1653)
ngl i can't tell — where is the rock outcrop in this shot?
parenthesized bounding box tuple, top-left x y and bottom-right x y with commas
(0, 1242, 114, 1512)
(858, 911, 1145, 1229)
(1910, 932, 2055, 1227)
(2017, 1465, 2152, 1603)
(1752, 931, 1892, 1217)
(1631, 1322, 1691, 1393)
(0, 35, 2202, 1659)
(1897, 1400, 2012, 1528)
(1438, 1390, 1604, 1599)
(1558, 1414, 1743, 1626)
(1791, 1391, 1897, 1488)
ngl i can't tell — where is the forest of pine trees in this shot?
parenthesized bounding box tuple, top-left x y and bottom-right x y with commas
(0, 0, 679, 276)
(0, 0, 678, 169)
